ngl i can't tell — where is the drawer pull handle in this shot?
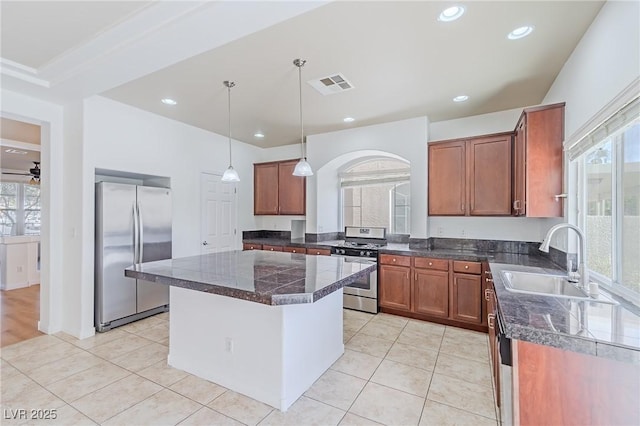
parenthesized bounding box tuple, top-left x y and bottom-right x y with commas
(393, 258, 396, 262)
(428, 262, 433, 266)
(488, 313, 495, 329)
(486, 277, 493, 282)
(464, 265, 469, 269)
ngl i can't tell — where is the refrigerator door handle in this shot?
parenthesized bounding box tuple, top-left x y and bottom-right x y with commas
(133, 204, 139, 265)
(138, 201, 144, 264)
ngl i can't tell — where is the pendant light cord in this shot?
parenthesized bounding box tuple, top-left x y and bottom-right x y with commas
(295, 59, 307, 159)
(227, 82, 233, 167)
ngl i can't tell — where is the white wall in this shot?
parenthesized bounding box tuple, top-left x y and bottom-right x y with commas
(541, 0, 640, 251)
(543, 0, 640, 140)
(60, 96, 261, 336)
(1, 89, 65, 335)
(429, 107, 522, 142)
(305, 117, 429, 237)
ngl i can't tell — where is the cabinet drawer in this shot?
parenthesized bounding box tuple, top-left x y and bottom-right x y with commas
(453, 260, 481, 274)
(263, 245, 283, 252)
(379, 254, 411, 267)
(308, 248, 331, 256)
(414, 257, 449, 271)
(243, 243, 262, 250)
(284, 246, 306, 254)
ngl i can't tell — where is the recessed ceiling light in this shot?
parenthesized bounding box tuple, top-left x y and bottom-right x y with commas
(438, 5, 465, 22)
(161, 98, 177, 105)
(453, 95, 469, 102)
(343, 117, 355, 123)
(508, 26, 534, 40)
(254, 132, 265, 138)
(5, 148, 28, 154)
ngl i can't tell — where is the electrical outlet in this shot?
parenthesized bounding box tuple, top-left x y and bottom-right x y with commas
(225, 337, 234, 353)
(461, 229, 466, 237)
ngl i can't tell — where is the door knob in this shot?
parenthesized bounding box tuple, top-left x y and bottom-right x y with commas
(202, 241, 208, 246)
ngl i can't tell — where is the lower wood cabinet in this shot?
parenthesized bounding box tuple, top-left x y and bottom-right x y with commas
(283, 246, 306, 254)
(451, 273, 482, 324)
(379, 264, 411, 311)
(307, 248, 331, 256)
(486, 276, 500, 407)
(379, 254, 486, 332)
(262, 245, 283, 252)
(243, 243, 262, 250)
(413, 269, 449, 318)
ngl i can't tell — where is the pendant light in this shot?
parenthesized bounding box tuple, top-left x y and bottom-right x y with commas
(292, 59, 313, 176)
(221, 80, 240, 182)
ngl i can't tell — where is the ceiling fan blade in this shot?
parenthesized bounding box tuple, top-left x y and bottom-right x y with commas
(1, 172, 31, 176)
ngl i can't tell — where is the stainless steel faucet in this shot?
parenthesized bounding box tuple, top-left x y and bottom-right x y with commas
(539, 223, 590, 292)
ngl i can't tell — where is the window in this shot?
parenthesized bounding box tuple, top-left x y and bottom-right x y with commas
(0, 182, 41, 236)
(341, 158, 410, 234)
(575, 97, 639, 304)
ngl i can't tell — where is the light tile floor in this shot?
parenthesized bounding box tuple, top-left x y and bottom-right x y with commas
(1, 310, 498, 425)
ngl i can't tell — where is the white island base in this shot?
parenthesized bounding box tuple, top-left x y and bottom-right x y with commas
(167, 286, 345, 411)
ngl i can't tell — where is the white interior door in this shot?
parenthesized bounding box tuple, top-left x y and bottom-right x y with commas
(201, 173, 237, 254)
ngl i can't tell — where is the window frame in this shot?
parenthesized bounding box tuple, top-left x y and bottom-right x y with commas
(0, 182, 41, 236)
(575, 110, 639, 306)
(338, 157, 411, 234)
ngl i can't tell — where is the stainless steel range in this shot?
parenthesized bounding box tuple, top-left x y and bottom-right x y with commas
(331, 227, 386, 313)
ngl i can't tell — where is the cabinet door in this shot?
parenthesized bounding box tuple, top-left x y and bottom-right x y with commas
(468, 135, 512, 216)
(379, 265, 411, 311)
(486, 285, 500, 407)
(513, 117, 526, 216)
(413, 269, 449, 317)
(254, 163, 279, 215)
(428, 141, 466, 215)
(451, 273, 482, 324)
(278, 160, 306, 215)
(524, 106, 564, 217)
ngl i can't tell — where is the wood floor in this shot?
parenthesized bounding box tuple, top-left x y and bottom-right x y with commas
(0, 284, 42, 347)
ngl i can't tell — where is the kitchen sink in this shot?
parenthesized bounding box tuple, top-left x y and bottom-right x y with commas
(501, 270, 591, 300)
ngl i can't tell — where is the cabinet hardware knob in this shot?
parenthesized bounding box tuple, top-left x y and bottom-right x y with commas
(486, 277, 493, 282)
(428, 262, 433, 266)
(464, 265, 469, 269)
(488, 314, 495, 329)
(393, 258, 396, 262)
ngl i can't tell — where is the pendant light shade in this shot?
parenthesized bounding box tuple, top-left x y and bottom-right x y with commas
(222, 80, 240, 183)
(292, 59, 313, 177)
(221, 166, 240, 182)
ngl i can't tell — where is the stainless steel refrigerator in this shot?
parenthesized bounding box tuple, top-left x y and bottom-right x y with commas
(95, 182, 171, 332)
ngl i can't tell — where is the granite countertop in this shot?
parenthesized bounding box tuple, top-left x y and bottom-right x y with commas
(242, 238, 342, 249)
(125, 250, 376, 306)
(241, 236, 640, 361)
(490, 262, 640, 364)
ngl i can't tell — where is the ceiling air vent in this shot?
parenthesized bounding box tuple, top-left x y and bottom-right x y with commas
(308, 73, 355, 96)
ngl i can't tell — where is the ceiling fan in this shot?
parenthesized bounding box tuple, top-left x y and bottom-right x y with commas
(1, 161, 41, 184)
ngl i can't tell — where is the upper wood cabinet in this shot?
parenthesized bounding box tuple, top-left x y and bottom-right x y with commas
(468, 135, 512, 215)
(428, 133, 512, 216)
(513, 103, 565, 217)
(254, 159, 306, 215)
(428, 141, 466, 215)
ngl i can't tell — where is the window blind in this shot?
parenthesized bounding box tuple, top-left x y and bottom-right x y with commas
(568, 96, 640, 161)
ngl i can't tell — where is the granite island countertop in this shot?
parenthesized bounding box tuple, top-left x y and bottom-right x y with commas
(125, 250, 376, 306)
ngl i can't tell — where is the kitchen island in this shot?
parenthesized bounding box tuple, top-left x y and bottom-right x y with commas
(125, 250, 375, 411)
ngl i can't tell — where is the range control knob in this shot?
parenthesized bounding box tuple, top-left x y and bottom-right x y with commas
(360, 250, 365, 256)
(365, 251, 372, 257)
